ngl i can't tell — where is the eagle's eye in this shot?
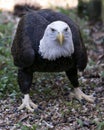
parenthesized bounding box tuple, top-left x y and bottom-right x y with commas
(51, 28, 56, 32)
(64, 27, 68, 32)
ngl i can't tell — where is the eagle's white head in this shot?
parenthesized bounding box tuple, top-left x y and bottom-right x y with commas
(39, 21, 74, 60)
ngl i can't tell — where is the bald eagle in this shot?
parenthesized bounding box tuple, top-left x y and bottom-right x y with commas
(11, 9, 94, 112)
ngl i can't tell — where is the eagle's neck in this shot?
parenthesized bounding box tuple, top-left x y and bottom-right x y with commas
(39, 38, 74, 61)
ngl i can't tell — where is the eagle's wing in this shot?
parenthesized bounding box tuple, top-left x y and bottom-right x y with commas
(72, 29, 87, 71)
(37, 9, 87, 71)
(11, 12, 49, 68)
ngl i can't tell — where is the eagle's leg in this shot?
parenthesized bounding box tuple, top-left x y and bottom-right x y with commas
(66, 68, 94, 103)
(18, 68, 38, 112)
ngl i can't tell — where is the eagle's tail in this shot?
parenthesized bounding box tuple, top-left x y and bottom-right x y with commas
(13, 3, 41, 17)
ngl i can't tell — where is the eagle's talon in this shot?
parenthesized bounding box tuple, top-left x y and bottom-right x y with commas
(73, 87, 95, 103)
(18, 94, 38, 112)
(18, 103, 25, 110)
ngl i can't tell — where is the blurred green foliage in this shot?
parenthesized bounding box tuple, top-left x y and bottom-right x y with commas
(0, 19, 20, 98)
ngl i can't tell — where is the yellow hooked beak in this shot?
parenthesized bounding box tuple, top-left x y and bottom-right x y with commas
(57, 32, 64, 45)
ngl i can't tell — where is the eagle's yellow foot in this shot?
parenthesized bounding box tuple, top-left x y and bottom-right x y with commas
(18, 94, 38, 112)
(71, 87, 95, 103)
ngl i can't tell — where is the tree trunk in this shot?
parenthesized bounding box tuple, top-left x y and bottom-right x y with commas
(77, 0, 102, 23)
(88, 0, 102, 23)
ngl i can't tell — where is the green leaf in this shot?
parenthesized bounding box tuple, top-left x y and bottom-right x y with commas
(77, 119, 83, 127)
